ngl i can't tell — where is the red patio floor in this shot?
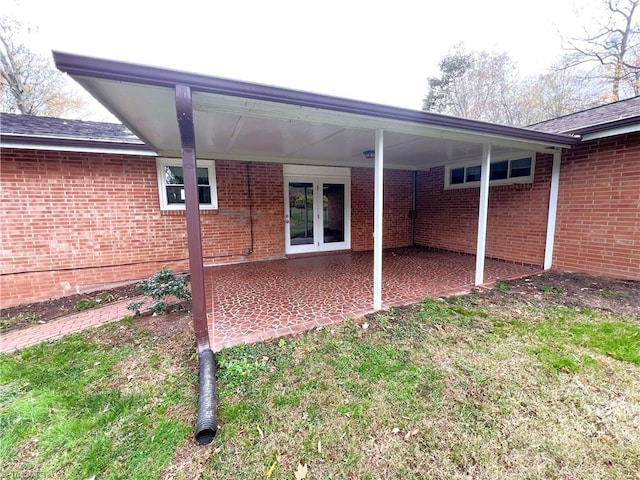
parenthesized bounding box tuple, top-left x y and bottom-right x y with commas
(206, 247, 541, 350)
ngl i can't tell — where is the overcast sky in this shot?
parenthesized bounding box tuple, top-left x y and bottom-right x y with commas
(5, 0, 598, 119)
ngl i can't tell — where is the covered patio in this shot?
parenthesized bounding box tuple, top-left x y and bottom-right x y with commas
(53, 52, 577, 355)
(206, 247, 540, 350)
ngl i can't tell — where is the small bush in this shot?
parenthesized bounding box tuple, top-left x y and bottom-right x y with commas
(495, 281, 513, 291)
(0, 312, 42, 331)
(73, 293, 116, 311)
(541, 285, 564, 295)
(600, 289, 622, 298)
(127, 267, 191, 316)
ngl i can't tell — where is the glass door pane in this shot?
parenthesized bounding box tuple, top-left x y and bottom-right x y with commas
(288, 182, 314, 245)
(323, 183, 345, 244)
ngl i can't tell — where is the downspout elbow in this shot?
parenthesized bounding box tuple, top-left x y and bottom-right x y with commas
(195, 349, 218, 444)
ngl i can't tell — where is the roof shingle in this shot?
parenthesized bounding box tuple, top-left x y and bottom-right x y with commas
(528, 96, 640, 135)
(1, 113, 142, 144)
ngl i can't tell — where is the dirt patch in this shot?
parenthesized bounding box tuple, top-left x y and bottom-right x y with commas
(479, 271, 640, 315)
(81, 308, 193, 350)
(135, 308, 194, 338)
(364, 271, 639, 331)
(1, 283, 141, 333)
(159, 437, 214, 480)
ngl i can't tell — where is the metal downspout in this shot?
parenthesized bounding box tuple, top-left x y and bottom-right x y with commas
(175, 84, 217, 444)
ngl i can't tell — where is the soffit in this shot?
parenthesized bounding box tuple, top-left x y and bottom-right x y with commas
(66, 57, 577, 171)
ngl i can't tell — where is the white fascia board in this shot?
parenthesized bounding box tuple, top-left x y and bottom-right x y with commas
(1, 141, 157, 156)
(579, 124, 640, 141)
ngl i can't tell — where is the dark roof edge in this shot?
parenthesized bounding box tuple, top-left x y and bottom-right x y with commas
(528, 95, 640, 129)
(53, 51, 579, 147)
(1, 133, 153, 152)
(564, 115, 640, 135)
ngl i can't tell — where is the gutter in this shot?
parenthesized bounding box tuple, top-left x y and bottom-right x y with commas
(1, 133, 155, 155)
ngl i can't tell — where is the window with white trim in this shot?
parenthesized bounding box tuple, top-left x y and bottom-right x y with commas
(156, 158, 218, 210)
(445, 155, 535, 189)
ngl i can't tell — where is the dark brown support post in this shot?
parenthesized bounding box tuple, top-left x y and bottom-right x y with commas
(175, 84, 210, 353)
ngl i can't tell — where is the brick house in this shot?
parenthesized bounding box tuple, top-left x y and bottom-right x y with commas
(1, 53, 638, 310)
(529, 98, 640, 280)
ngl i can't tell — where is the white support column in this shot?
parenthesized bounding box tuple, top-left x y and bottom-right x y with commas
(373, 129, 384, 310)
(475, 143, 491, 286)
(544, 150, 562, 270)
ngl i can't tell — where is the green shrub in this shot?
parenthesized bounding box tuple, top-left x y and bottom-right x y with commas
(495, 281, 513, 291)
(540, 285, 564, 295)
(127, 267, 191, 316)
(0, 312, 42, 331)
(73, 293, 116, 311)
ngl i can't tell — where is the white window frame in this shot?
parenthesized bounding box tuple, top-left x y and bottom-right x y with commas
(156, 158, 218, 210)
(444, 153, 536, 190)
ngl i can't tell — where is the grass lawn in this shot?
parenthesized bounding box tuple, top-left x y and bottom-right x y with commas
(1, 283, 639, 479)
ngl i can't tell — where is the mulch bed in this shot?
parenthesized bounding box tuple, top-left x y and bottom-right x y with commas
(1, 283, 141, 333)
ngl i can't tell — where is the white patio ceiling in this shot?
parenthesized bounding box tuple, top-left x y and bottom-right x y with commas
(61, 54, 577, 171)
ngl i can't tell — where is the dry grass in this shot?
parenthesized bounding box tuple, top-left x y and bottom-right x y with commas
(2, 277, 639, 479)
(201, 298, 640, 479)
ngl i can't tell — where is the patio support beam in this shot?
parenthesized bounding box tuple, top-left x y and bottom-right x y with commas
(373, 129, 384, 310)
(475, 143, 491, 286)
(544, 150, 562, 270)
(175, 84, 210, 353)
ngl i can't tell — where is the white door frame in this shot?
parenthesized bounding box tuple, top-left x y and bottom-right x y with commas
(284, 165, 351, 255)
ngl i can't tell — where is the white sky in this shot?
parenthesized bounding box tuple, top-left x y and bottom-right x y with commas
(5, 0, 595, 120)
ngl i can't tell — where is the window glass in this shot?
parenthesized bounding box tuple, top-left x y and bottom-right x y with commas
(165, 166, 184, 185)
(157, 159, 217, 210)
(450, 167, 465, 184)
(164, 166, 212, 204)
(490, 161, 508, 180)
(445, 155, 534, 189)
(466, 165, 481, 182)
(196, 167, 210, 186)
(510, 158, 532, 177)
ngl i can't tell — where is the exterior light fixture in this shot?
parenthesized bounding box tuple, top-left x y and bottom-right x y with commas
(363, 150, 375, 159)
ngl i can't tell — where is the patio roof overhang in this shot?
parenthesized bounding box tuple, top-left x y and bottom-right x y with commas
(53, 52, 578, 170)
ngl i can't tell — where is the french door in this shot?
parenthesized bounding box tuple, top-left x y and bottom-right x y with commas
(284, 166, 350, 255)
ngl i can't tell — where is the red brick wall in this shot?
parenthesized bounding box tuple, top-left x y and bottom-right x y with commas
(414, 155, 553, 265)
(1, 150, 418, 307)
(553, 133, 640, 280)
(351, 168, 414, 251)
(1, 149, 285, 307)
(7, 134, 634, 308)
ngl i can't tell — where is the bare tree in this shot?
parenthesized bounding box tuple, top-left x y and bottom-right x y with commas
(423, 44, 522, 125)
(562, 0, 640, 100)
(423, 45, 601, 126)
(514, 65, 604, 125)
(0, 15, 84, 116)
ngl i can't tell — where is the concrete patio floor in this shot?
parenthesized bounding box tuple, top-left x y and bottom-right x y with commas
(1, 247, 542, 354)
(206, 247, 541, 350)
